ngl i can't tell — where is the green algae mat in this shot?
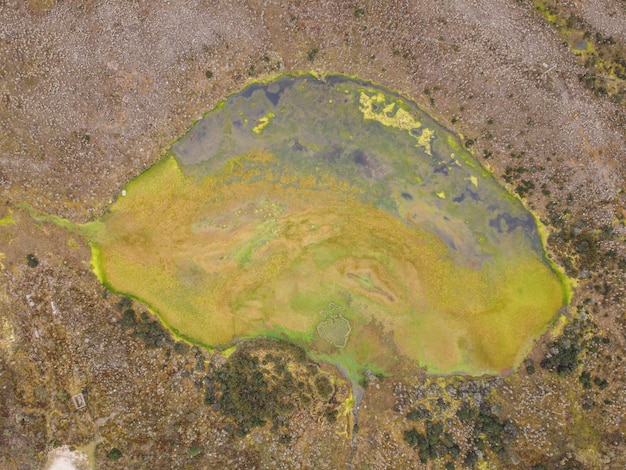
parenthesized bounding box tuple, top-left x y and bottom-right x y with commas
(85, 74, 568, 377)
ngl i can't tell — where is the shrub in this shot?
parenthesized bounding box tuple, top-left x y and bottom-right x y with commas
(174, 341, 190, 355)
(314, 375, 333, 399)
(404, 420, 460, 463)
(463, 450, 478, 468)
(579, 371, 592, 389)
(121, 309, 136, 329)
(107, 448, 122, 461)
(540, 328, 582, 376)
(407, 405, 431, 421)
(115, 297, 132, 312)
(26, 254, 39, 267)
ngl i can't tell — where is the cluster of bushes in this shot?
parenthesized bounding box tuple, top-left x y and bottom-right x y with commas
(203, 340, 337, 436)
(501, 165, 536, 198)
(406, 404, 431, 422)
(456, 402, 516, 463)
(403, 398, 516, 466)
(119, 306, 174, 349)
(545, 213, 602, 276)
(540, 323, 584, 376)
(577, 48, 625, 104)
(403, 420, 460, 464)
(578, 370, 608, 390)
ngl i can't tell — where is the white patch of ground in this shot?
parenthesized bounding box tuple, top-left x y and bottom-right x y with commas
(45, 447, 90, 470)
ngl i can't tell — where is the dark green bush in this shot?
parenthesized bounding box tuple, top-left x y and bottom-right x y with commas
(26, 254, 39, 267)
(121, 309, 136, 329)
(174, 341, 190, 355)
(107, 448, 122, 461)
(407, 405, 431, 421)
(404, 420, 459, 463)
(579, 371, 592, 389)
(524, 358, 536, 375)
(314, 375, 333, 399)
(540, 327, 582, 376)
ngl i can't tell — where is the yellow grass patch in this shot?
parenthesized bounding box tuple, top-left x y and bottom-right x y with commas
(88, 152, 564, 374)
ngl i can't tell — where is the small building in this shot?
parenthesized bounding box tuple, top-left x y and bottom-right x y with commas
(71, 392, 86, 410)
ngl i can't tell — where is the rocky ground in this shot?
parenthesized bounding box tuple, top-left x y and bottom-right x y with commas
(1, 0, 625, 468)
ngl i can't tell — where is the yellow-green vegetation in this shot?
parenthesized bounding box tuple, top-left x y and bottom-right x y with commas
(0, 208, 15, 226)
(83, 74, 568, 378)
(359, 91, 421, 131)
(252, 111, 275, 134)
(533, 0, 625, 103)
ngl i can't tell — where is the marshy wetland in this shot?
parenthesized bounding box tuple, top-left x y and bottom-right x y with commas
(84, 74, 568, 378)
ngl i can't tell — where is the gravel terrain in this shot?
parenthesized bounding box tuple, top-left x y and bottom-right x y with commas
(1, 0, 625, 468)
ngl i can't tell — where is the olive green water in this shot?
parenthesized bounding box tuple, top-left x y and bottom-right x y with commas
(86, 73, 569, 379)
